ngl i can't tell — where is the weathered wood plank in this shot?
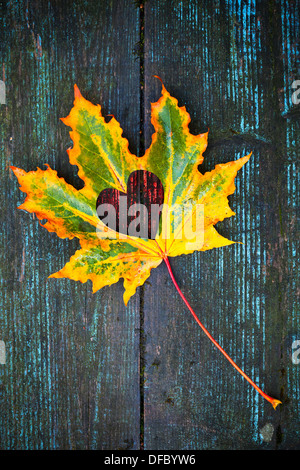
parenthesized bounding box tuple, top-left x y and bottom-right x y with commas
(277, 0, 300, 450)
(0, 0, 141, 449)
(143, 0, 299, 449)
(1, 0, 299, 451)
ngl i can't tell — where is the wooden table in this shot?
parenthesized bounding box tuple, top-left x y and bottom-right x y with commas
(0, 0, 299, 450)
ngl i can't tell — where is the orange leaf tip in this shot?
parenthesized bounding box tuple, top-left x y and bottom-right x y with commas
(152, 75, 166, 92)
(271, 399, 282, 410)
(74, 83, 82, 99)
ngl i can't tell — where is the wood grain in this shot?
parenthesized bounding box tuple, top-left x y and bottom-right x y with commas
(0, 0, 141, 450)
(143, 0, 299, 450)
(0, 0, 299, 450)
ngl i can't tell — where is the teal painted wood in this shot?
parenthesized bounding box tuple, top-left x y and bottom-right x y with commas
(0, 0, 141, 449)
(278, 0, 300, 449)
(0, 0, 299, 451)
(143, 0, 299, 449)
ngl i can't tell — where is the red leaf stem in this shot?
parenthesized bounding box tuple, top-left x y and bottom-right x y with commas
(164, 256, 282, 410)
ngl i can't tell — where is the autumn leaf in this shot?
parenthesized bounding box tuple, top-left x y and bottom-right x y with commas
(11, 79, 281, 409)
(11, 81, 249, 302)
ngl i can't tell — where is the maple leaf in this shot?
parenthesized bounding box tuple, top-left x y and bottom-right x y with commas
(11, 80, 281, 409)
(11, 82, 249, 303)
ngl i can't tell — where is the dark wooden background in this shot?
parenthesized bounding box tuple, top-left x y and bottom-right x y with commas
(0, 0, 299, 450)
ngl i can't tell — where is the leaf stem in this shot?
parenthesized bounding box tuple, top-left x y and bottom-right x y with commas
(164, 256, 282, 410)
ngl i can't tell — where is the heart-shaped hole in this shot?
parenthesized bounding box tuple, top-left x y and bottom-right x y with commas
(96, 170, 164, 239)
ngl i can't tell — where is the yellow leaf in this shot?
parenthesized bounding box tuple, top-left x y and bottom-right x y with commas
(12, 81, 250, 303)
